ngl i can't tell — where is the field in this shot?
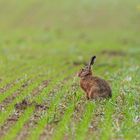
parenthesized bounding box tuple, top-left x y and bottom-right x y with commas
(0, 0, 140, 140)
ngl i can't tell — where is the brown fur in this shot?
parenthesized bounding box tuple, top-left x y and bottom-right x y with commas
(77, 56, 112, 99)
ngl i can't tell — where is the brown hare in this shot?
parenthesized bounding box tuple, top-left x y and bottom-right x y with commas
(77, 56, 112, 100)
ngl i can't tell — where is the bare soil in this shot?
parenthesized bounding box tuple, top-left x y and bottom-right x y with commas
(0, 103, 27, 137)
(0, 80, 32, 111)
(0, 83, 13, 94)
(0, 80, 49, 139)
(15, 77, 71, 140)
(0, 80, 48, 111)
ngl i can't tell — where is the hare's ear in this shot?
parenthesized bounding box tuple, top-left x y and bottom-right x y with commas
(88, 56, 96, 68)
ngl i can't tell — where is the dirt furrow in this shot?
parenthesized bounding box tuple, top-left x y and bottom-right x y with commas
(15, 77, 71, 140)
(0, 101, 28, 137)
(63, 99, 86, 140)
(0, 80, 49, 138)
(0, 77, 26, 94)
(39, 82, 82, 140)
(39, 96, 71, 140)
(0, 82, 14, 94)
(0, 80, 48, 112)
(16, 104, 48, 140)
(32, 80, 49, 97)
(0, 80, 32, 111)
(86, 103, 105, 140)
(40, 99, 86, 140)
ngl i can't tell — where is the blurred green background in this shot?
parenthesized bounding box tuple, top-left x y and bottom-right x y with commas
(0, 0, 140, 77)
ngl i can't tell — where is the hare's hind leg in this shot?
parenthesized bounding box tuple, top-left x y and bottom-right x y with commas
(88, 87, 99, 99)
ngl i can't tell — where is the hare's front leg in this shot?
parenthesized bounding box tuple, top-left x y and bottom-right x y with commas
(85, 92, 90, 100)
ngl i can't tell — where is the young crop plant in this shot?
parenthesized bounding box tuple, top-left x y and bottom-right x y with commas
(75, 101, 96, 140)
(27, 79, 75, 140)
(1, 107, 34, 140)
(51, 104, 75, 140)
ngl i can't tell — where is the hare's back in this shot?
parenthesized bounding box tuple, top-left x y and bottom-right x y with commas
(91, 76, 111, 92)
